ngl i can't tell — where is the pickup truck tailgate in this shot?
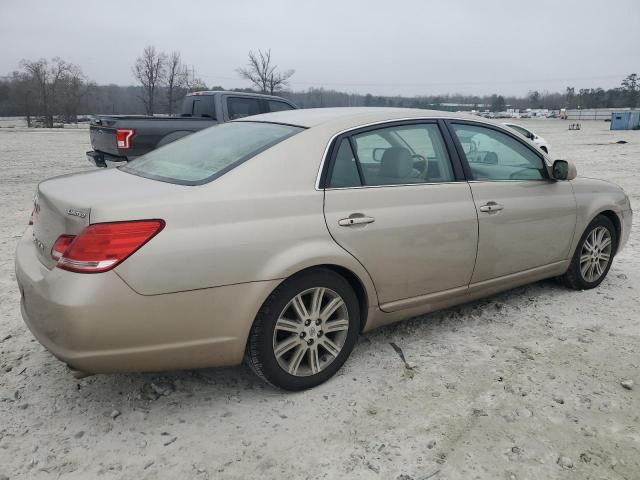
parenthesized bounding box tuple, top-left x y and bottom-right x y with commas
(90, 119, 118, 156)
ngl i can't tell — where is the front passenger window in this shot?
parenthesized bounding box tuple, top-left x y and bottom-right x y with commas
(451, 124, 546, 181)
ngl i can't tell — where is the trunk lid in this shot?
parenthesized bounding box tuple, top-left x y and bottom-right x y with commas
(32, 180, 91, 269)
(31, 168, 186, 269)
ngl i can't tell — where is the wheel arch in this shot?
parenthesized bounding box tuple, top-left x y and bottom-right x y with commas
(252, 263, 373, 338)
(571, 209, 622, 260)
(596, 209, 622, 254)
(315, 264, 370, 332)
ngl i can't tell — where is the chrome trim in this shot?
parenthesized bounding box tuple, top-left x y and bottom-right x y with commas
(324, 181, 462, 191)
(313, 115, 539, 191)
(467, 179, 553, 184)
(325, 179, 551, 191)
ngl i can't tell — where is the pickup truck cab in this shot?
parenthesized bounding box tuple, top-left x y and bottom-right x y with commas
(87, 91, 297, 167)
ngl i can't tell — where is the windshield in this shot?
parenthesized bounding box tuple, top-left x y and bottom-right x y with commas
(121, 122, 303, 185)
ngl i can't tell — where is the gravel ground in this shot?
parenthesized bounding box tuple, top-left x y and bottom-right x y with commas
(0, 119, 638, 480)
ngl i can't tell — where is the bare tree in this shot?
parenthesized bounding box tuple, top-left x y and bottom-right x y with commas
(237, 49, 294, 95)
(57, 64, 92, 122)
(8, 70, 36, 127)
(181, 66, 208, 93)
(20, 58, 79, 127)
(133, 46, 166, 115)
(165, 51, 185, 115)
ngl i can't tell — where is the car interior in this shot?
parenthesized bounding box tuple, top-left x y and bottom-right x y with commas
(452, 125, 546, 181)
(329, 125, 455, 187)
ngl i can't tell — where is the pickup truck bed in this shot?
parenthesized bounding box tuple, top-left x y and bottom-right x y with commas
(87, 91, 296, 167)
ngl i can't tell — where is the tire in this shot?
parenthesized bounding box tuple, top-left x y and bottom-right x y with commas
(246, 268, 360, 391)
(560, 215, 617, 290)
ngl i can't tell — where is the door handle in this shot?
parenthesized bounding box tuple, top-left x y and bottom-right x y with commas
(479, 201, 504, 213)
(338, 215, 375, 227)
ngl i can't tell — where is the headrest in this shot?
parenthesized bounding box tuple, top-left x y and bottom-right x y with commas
(380, 147, 413, 178)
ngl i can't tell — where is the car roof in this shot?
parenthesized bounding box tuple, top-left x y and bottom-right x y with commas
(503, 122, 530, 129)
(237, 107, 486, 129)
(186, 90, 293, 102)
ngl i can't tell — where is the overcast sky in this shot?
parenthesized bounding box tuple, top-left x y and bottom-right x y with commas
(1, 0, 638, 97)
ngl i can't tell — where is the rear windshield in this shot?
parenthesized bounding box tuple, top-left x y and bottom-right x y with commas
(121, 122, 303, 185)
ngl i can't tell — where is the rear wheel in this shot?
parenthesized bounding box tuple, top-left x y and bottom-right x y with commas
(246, 268, 360, 390)
(560, 215, 616, 290)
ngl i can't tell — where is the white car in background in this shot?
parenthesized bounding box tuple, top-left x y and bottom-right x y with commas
(503, 123, 550, 153)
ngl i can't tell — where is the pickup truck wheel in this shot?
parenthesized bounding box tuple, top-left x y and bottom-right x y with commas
(245, 268, 359, 391)
(560, 215, 616, 290)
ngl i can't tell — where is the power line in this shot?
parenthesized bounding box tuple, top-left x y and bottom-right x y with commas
(195, 72, 630, 88)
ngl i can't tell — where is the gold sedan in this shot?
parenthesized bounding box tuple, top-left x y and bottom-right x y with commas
(15, 108, 632, 390)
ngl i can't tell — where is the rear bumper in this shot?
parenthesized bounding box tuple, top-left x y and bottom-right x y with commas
(15, 227, 278, 373)
(86, 150, 129, 168)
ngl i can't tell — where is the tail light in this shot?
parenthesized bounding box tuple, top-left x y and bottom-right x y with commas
(51, 235, 75, 261)
(115, 129, 135, 149)
(54, 220, 164, 273)
(28, 207, 36, 225)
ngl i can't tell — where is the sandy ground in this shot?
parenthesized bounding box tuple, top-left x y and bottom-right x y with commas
(0, 119, 638, 480)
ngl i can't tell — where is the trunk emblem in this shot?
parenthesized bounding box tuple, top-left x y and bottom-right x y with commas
(67, 209, 87, 219)
(32, 233, 45, 251)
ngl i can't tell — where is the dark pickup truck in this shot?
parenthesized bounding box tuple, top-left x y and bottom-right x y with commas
(87, 91, 297, 167)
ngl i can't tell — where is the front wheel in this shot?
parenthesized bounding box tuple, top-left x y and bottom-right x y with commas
(246, 268, 360, 390)
(560, 215, 617, 290)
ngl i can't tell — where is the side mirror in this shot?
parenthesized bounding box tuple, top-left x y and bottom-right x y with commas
(552, 159, 577, 180)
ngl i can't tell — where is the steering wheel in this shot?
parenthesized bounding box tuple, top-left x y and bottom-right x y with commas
(411, 154, 427, 175)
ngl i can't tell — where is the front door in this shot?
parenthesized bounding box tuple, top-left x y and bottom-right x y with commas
(448, 122, 576, 283)
(322, 122, 479, 304)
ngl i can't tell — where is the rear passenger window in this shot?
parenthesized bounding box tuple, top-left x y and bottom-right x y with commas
(352, 124, 454, 186)
(267, 100, 294, 112)
(227, 97, 261, 120)
(193, 99, 211, 118)
(329, 139, 361, 188)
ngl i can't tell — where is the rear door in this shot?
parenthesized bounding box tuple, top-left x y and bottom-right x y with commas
(447, 121, 576, 283)
(322, 121, 478, 306)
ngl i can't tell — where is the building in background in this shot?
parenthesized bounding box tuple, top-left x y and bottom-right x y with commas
(610, 110, 640, 130)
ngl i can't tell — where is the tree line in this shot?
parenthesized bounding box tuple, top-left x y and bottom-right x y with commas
(0, 47, 637, 125)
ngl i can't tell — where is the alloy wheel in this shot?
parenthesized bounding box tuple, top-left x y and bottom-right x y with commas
(272, 287, 349, 377)
(579, 226, 612, 283)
